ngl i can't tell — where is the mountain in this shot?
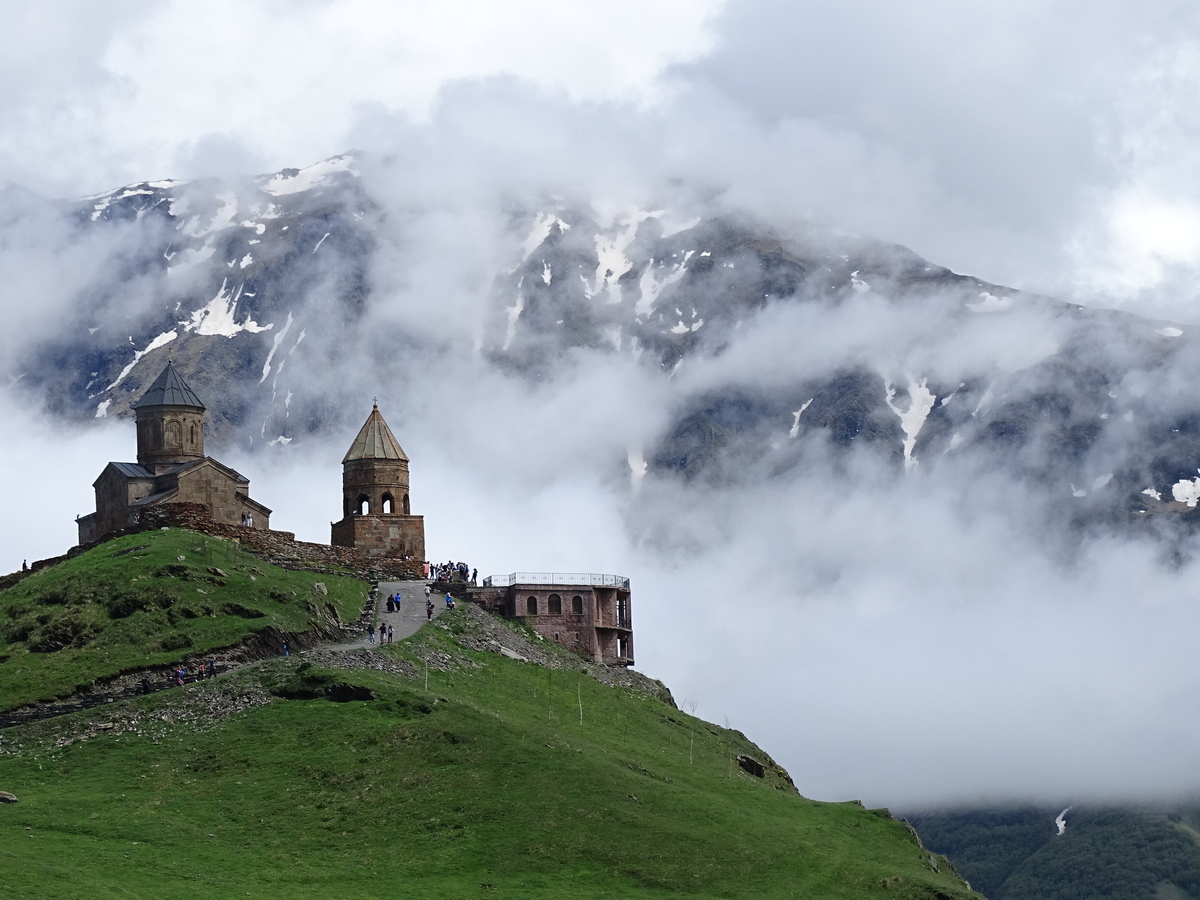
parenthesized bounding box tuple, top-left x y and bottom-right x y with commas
(0, 529, 980, 899)
(7, 153, 1200, 534)
(909, 805, 1200, 900)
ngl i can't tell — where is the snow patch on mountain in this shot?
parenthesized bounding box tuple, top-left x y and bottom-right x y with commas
(521, 212, 570, 258)
(261, 155, 357, 196)
(260, 312, 294, 384)
(636, 258, 688, 318)
(181, 192, 238, 238)
(789, 399, 814, 438)
(585, 211, 652, 302)
(185, 279, 272, 338)
(105, 330, 178, 392)
(1159, 326, 1183, 337)
(885, 378, 936, 471)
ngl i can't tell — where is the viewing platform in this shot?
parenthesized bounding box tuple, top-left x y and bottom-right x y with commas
(483, 572, 630, 589)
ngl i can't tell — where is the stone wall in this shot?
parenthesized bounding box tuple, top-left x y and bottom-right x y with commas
(331, 513, 425, 559)
(116, 503, 425, 581)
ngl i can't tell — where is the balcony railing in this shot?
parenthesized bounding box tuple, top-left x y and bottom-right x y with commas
(483, 572, 631, 590)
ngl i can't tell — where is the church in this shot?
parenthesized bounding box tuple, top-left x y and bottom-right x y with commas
(76, 362, 272, 544)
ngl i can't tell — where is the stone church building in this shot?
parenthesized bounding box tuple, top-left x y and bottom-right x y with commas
(330, 403, 425, 560)
(76, 362, 271, 544)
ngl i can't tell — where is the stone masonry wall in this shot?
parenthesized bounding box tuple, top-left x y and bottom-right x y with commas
(132, 503, 425, 580)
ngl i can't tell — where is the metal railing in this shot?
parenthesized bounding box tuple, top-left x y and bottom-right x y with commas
(483, 572, 630, 589)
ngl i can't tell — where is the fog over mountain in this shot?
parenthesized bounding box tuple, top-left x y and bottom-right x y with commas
(6, 1, 1200, 809)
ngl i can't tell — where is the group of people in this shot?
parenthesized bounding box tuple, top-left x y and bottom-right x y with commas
(368, 622, 395, 644)
(429, 561, 476, 584)
(239, 511, 255, 527)
(167, 658, 219, 687)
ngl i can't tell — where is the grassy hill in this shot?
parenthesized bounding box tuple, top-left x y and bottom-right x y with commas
(0, 529, 367, 711)
(0, 532, 982, 899)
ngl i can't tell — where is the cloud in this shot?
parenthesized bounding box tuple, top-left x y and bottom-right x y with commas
(0, 0, 722, 195)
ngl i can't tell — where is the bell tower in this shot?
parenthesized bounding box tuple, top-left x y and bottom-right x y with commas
(133, 361, 206, 470)
(331, 402, 425, 559)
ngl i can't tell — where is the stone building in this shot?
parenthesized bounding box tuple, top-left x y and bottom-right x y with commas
(76, 362, 271, 544)
(330, 403, 425, 560)
(477, 574, 634, 666)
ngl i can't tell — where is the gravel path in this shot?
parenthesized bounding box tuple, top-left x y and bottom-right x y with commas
(324, 579, 442, 650)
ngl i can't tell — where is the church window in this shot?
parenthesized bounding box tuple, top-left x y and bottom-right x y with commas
(526, 596, 537, 616)
(357, 494, 370, 515)
(403, 493, 410, 515)
(189, 423, 196, 445)
(571, 595, 583, 615)
(381, 493, 395, 514)
(548, 594, 562, 615)
(166, 420, 182, 449)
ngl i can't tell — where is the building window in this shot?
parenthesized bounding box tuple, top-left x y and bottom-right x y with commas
(403, 493, 410, 515)
(381, 493, 395, 514)
(357, 494, 370, 515)
(166, 420, 182, 449)
(548, 594, 562, 615)
(526, 596, 537, 616)
(571, 595, 583, 615)
(189, 423, 196, 445)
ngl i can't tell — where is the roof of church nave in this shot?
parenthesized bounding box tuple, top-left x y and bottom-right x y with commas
(343, 402, 409, 463)
(132, 360, 206, 410)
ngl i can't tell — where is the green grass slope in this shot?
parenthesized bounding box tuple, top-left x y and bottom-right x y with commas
(0, 590, 981, 899)
(0, 530, 368, 711)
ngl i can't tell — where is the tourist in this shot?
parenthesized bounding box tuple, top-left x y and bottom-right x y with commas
(471, 568, 477, 585)
(426, 599, 433, 620)
(207, 658, 217, 678)
(283, 640, 289, 657)
(386, 595, 395, 613)
(368, 625, 375, 644)
(378, 622, 386, 644)
(387, 624, 394, 643)
(445, 592, 453, 609)
(424, 584, 431, 598)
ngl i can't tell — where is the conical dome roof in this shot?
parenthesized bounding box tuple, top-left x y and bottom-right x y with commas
(132, 361, 205, 409)
(343, 403, 408, 462)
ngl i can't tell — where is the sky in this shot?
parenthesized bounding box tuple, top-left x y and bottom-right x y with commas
(6, 0, 1200, 808)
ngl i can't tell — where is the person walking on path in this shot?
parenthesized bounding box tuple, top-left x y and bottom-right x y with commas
(426, 599, 434, 621)
(424, 584, 431, 599)
(378, 622, 386, 644)
(387, 624, 394, 643)
(368, 625, 375, 644)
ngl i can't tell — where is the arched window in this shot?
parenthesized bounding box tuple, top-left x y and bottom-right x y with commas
(526, 596, 537, 616)
(381, 493, 395, 514)
(403, 493, 411, 515)
(166, 420, 182, 449)
(548, 594, 562, 615)
(571, 595, 583, 615)
(357, 494, 370, 515)
(189, 423, 196, 445)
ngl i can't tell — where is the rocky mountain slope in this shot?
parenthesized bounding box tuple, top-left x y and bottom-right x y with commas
(6, 154, 1200, 527)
